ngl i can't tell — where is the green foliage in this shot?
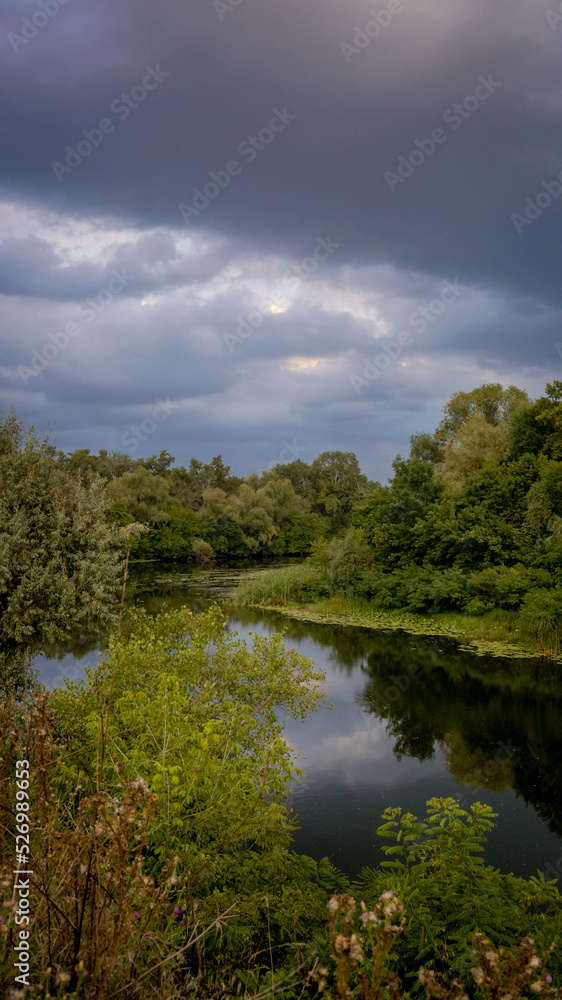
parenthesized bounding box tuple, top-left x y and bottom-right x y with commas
(352, 798, 562, 987)
(309, 451, 374, 533)
(47, 605, 333, 987)
(107, 466, 172, 525)
(57, 444, 371, 563)
(200, 513, 249, 556)
(511, 381, 562, 461)
(269, 511, 327, 555)
(0, 408, 123, 648)
(519, 587, 562, 651)
(436, 383, 530, 442)
(313, 528, 374, 587)
(133, 506, 200, 560)
(235, 563, 331, 605)
(238, 383, 562, 654)
(107, 498, 134, 526)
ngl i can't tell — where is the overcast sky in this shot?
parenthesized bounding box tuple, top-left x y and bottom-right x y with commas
(1, 0, 561, 480)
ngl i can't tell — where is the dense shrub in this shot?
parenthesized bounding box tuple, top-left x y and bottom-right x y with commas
(519, 587, 562, 653)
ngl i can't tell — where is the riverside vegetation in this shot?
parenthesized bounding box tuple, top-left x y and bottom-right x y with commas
(3, 380, 561, 656)
(1, 385, 562, 997)
(2, 609, 562, 999)
(235, 382, 562, 659)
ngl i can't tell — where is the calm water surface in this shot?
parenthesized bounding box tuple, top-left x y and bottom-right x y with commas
(33, 563, 562, 881)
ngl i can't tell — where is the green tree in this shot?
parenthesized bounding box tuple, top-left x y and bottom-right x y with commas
(168, 456, 242, 511)
(310, 451, 373, 532)
(200, 514, 249, 557)
(436, 383, 530, 443)
(353, 459, 443, 570)
(107, 466, 172, 525)
(135, 506, 200, 560)
(137, 449, 176, 477)
(50, 605, 331, 981)
(0, 409, 123, 648)
(95, 449, 137, 480)
(57, 447, 100, 481)
(265, 458, 317, 504)
(270, 510, 327, 554)
(511, 381, 562, 461)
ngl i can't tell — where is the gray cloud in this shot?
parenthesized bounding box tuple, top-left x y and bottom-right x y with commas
(0, 0, 560, 476)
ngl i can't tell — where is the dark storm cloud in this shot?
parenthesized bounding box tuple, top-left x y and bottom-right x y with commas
(0, 0, 560, 477)
(2, 0, 562, 309)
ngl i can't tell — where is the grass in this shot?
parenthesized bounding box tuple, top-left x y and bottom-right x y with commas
(234, 570, 562, 663)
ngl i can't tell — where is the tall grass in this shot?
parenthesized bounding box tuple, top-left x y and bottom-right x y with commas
(234, 563, 330, 606)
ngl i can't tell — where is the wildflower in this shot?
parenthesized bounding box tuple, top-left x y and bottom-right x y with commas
(318, 975, 327, 993)
(328, 897, 339, 912)
(546, 976, 553, 984)
(334, 934, 346, 953)
(134, 911, 140, 918)
(131, 778, 150, 794)
(531, 983, 543, 993)
(179, 920, 184, 925)
(173, 907, 180, 915)
(349, 933, 363, 963)
(529, 957, 541, 969)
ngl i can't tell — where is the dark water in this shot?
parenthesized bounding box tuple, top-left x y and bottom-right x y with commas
(32, 563, 562, 882)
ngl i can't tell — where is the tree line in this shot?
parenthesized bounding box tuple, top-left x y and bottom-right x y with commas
(59, 444, 375, 563)
(1, 379, 561, 651)
(239, 381, 562, 651)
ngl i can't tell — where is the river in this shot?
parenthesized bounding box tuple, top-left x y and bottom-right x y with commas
(32, 562, 562, 882)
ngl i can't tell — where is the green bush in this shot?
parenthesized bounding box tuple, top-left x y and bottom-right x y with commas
(268, 511, 327, 555)
(352, 798, 562, 990)
(41, 605, 332, 994)
(200, 513, 249, 557)
(519, 587, 562, 652)
(133, 506, 200, 560)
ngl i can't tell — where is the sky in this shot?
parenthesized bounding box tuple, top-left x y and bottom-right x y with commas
(1, 0, 561, 481)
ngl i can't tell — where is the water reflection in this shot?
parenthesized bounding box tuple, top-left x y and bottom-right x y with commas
(30, 563, 562, 881)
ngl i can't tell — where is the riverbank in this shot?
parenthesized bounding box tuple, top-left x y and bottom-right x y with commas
(233, 584, 562, 663)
